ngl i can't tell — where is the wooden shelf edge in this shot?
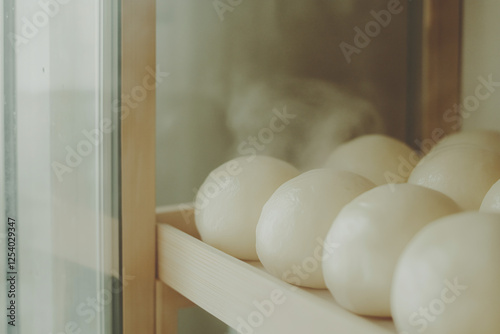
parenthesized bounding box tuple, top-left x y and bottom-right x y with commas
(157, 221, 396, 334)
(156, 203, 199, 238)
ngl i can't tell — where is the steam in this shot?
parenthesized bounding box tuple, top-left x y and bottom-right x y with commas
(226, 76, 384, 171)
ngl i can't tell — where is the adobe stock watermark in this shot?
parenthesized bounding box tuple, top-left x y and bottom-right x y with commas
(212, 0, 244, 22)
(384, 73, 500, 187)
(235, 233, 341, 333)
(340, 0, 404, 64)
(48, 269, 135, 334)
(236, 288, 286, 334)
(51, 65, 170, 182)
(405, 277, 468, 333)
(8, 0, 73, 52)
(192, 106, 296, 216)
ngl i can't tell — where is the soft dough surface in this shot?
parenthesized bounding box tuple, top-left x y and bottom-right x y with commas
(322, 183, 461, 317)
(480, 179, 500, 213)
(256, 169, 375, 289)
(409, 146, 500, 210)
(325, 134, 418, 185)
(392, 212, 500, 334)
(195, 155, 300, 260)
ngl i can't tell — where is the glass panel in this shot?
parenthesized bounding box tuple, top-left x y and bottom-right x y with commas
(156, 0, 408, 205)
(2, 1, 121, 334)
(156, 1, 408, 333)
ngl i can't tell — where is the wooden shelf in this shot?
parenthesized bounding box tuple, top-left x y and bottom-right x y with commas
(156, 205, 396, 334)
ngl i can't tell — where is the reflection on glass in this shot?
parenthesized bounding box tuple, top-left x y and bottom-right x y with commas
(2, 1, 120, 334)
(156, 1, 408, 333)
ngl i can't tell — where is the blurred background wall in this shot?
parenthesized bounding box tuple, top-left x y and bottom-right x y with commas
(462, 0, 500, 131)
(156, 0, 408, 207)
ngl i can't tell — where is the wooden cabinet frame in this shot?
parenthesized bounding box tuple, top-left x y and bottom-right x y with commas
(121, 0, 156, 333)
(119, 0, 462, 333)
(407, 0, 462, 145)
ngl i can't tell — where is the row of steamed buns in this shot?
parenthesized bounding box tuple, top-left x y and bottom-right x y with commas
(193, 130, 500, 334)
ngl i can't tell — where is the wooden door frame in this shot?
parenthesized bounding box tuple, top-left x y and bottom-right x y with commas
(119, 0, 463, 333)
(121, 0, 157, 333)
(407, 0, 463, 148)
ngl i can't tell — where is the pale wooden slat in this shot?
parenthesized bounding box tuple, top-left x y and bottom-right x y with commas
(421, 0, 462, 140)
(157, 223, 396, 334)
(155, 205, 197, 334)
(406, 0, 462, 148)
(156, 204, 200, 239)
(156, 280, 195, 334)
(121, 0, 157, 333)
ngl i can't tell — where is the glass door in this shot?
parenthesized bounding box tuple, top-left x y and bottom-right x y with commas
(155, 1, 409, 333)
(2, 0, 121, 333)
